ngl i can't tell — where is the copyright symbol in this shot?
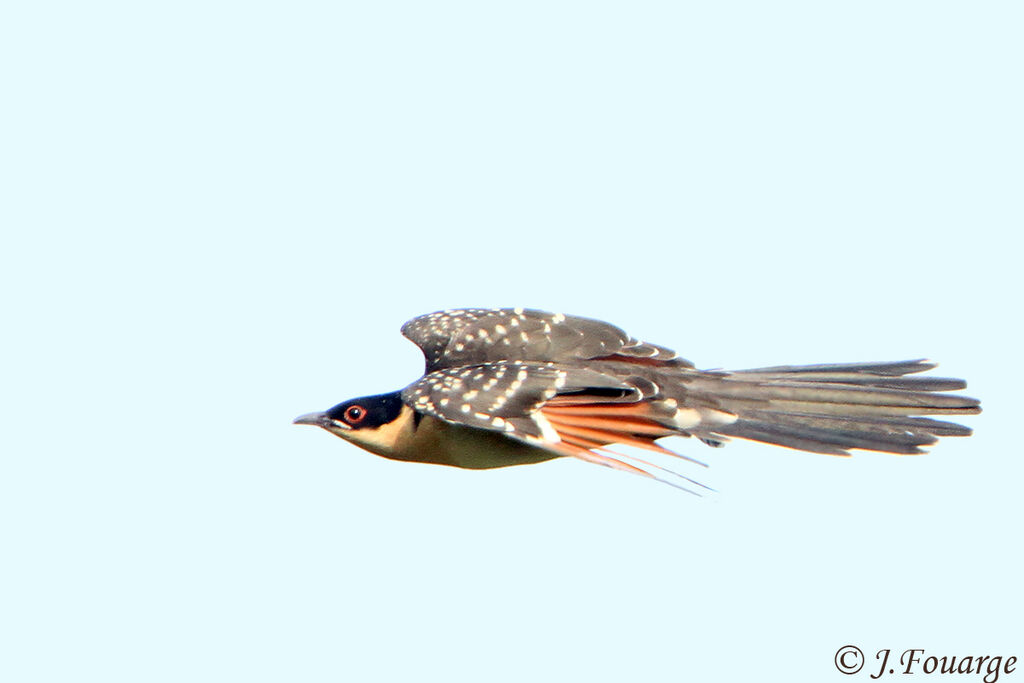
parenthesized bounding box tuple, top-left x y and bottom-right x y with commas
(835, 645, 864, 674)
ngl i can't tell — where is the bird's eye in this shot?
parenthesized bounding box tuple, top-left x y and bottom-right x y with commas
(344, 405, 366, 424)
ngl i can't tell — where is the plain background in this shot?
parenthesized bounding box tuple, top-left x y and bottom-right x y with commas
(2, 2, 1021, 681)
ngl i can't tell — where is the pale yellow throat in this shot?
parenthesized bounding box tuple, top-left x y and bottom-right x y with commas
(331, 405, 559, 470)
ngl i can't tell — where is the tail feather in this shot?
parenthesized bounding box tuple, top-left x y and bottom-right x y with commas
(715, 417, 936, 455)
(738, 410, 973, 438)
(685, 378, 980, 410)
(704, 397, 978, 418)
(733, 371, 966, 392)
(532, 358, 978, 490)
(708, 424, 853, 456)
(679, 359, 979, 456)
(733, 359, 937, 376)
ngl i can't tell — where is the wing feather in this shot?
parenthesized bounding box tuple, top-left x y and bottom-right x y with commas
(400, 360, 638, 439)
(400, 360, 709, 489)
(401, 308, 691, 372)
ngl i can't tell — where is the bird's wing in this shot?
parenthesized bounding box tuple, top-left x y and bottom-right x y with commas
(401, 308, 690, 373)
(400, 361, 636, 439)
(400, 360, 706, 492)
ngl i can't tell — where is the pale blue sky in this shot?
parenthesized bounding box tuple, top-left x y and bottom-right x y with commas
(2, 2, 1021, 682)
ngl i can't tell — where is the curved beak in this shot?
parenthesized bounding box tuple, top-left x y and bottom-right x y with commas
(293, 411, 329, 427)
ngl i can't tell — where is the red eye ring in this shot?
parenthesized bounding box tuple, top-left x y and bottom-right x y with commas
(344, 405, 366, 424)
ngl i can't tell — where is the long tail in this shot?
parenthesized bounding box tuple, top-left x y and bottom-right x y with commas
(535, 358, 978, 491)
(679, 359, 980, 456)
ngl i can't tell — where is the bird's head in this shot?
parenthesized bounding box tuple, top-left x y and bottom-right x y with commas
(293, 391, 410, 456)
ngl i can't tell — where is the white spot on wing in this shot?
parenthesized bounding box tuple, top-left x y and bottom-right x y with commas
(533, 414, 561, 443)
(671, 408, 702, 430)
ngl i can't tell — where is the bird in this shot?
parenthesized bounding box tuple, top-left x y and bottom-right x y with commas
(293, 308, 980, 491)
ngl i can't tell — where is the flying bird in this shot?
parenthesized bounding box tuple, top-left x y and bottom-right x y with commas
(294, 308, 979, 491)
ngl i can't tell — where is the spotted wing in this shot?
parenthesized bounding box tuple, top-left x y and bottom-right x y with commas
(401, 308, 690, 373)
(400, 360, 637, 439)
(400, 360, 706, 492)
